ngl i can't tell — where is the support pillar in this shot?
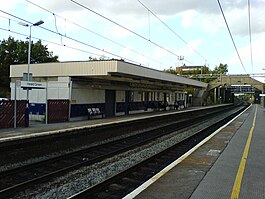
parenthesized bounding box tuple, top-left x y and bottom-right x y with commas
(213, 88, 216, 104)
(125, 90, 130, 115)
(163, 93, 167, 111)
(144, 91, 149, 111)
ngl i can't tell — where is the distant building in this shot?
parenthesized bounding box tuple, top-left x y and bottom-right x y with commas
(176, 65, 204, 73)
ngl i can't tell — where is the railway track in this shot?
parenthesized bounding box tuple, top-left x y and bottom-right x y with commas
(0, 105, 232, 171)
(0, 104, 232, 170)
(70, 105, 246, 199)
(0, 105, 246, 198)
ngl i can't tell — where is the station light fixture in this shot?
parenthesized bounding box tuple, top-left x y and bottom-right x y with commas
(18, 20, 44, 101)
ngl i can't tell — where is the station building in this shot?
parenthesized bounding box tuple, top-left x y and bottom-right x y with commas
(10, 60, 207, 121)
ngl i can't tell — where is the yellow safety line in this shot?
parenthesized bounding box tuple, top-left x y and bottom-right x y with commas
(231, 104, 257, 199)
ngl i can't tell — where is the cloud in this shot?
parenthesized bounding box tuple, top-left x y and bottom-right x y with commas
(177, 39, 203, 57)
(44, 38, 87, 61)
(1, 0, 23, 11)
(2, 0, 264, 75)
(25, 0, 82, 13)
(25, 0, 244, 17)
(228, 33, 265, 73)
(178, 11, 223, 35)
(152, 46, 168, 60)
(222, 6, 265, 36)
(103, 13, 148, 38)
(179, 10, 197, 28)
(85, 0, 217, 16)
(22, 0, 265, 37)
(177, 1, 265, 36)
(108, 25, 131, 38)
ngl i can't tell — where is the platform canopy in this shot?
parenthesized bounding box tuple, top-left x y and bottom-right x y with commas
(10, 60, 207, 91)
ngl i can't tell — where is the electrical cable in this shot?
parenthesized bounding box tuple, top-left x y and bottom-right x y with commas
(216, 0, 247, 74)
(1, 6, 195, 67)
(25, 0, 170, 68)
(136, 0, 208, 63)
(53, 13, 59, 34)
(69, 0, 187, 62)
(0, 26, 105, 59)
(0, 9, 146, 66)
(248, 0, 254, 73)
(0, 15, 21, 26)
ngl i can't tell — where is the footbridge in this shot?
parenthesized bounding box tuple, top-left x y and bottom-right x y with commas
(207, 74, 265, 106)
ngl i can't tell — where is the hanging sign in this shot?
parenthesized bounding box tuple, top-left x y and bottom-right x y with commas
(20, 81, 46, 89)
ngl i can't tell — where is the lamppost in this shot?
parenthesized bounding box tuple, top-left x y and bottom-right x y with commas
(18, 20, 44, 100)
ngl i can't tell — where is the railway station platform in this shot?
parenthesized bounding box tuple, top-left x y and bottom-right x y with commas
(0, 106, 203, 142)
(129, 104, 264, 199)
(0, 110, 160, 142)
(0, 104, 234, 143)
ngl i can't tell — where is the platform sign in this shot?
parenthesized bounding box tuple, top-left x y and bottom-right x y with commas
(14, 80, 47, 128)
(20, 81, 46, 89)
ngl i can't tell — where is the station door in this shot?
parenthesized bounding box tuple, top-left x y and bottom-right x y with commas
(105, 90, 116, 117)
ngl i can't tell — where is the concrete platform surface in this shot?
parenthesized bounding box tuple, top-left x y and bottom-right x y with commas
(133, 104, 265, 199)
(0, 110, 163, 141)
(0, 108, 195, 142)
(0, 105, 221, 142)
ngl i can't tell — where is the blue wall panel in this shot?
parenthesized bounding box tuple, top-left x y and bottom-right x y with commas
(29, 103, 45, 115)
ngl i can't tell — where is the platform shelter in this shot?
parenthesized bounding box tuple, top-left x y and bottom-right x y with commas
(10, 60, 207, 122)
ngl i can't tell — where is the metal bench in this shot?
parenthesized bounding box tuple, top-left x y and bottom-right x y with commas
(87, 107, 104, 119)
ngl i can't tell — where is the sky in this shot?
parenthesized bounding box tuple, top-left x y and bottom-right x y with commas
(1, 0, 265, 79)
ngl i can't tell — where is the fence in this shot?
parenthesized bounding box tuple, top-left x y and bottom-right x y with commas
(0, 100, 27, 129)
(47, 100, 69, 123)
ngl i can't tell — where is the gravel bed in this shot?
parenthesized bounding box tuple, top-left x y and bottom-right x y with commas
(13, 110, 234, 199)
(0, 123, 163, 173)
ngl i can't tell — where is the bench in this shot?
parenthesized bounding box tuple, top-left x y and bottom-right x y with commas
(87, 107, 104, 119)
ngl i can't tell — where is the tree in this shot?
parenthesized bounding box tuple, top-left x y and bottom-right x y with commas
(164, 63, 229, 84)
(213, 63, 228, 75)
(0, 37, 59, 97)
(163, 67, 177, 74)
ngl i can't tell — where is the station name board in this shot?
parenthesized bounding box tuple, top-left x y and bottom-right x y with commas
(19, 81, 46, 89)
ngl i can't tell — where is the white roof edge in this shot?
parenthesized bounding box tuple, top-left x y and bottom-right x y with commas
(10, 60, 207, 88)
(116, 61, 207, 88)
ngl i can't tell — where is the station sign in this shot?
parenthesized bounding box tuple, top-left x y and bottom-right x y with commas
(19, 81, 46, 89)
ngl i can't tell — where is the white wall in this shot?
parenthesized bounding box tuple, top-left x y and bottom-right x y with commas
(71, 87, 105, 104)
(48, 82, 70, 100)
(133, 91, 142, 102)
(116, 90, 125, 102)
(10, 81, 70, 103)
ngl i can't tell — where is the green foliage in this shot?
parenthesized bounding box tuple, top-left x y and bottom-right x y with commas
(0, 37, 59, 97)
(185, 87, 195, 94)
(163, 68, 177, 74)
(31, 40, 58, 63)
(164, 63, 229, 84)
(212, 63, 228, 74)
(89, 56, 98, 61)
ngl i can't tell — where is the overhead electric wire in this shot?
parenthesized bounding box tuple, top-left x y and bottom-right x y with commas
(136, 0, 208, 63)
(216, 0, 247, 74)
(0, 15, 21, 30)
(69, 0, 195, 65)
(25, 0, 169, 68)
(248, 0, 254, 73)
(0, 9, 149, 66)
(0, 26, 106, 59)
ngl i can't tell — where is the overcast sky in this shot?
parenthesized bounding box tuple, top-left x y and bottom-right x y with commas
(1, 0, 265, 78)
